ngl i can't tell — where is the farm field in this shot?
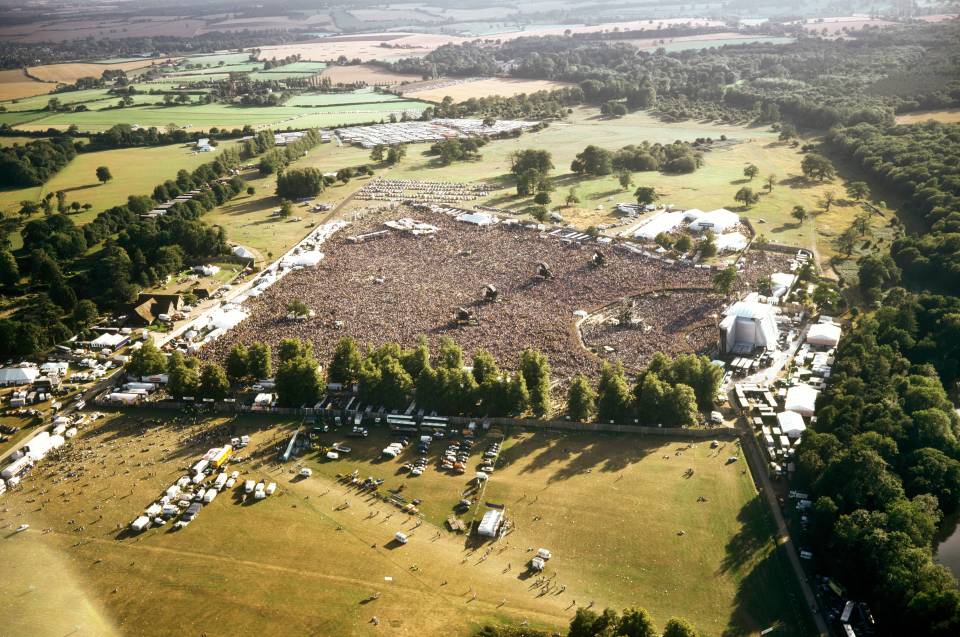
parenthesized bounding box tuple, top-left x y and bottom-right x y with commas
(403, 78, 574, 102)
(0, 141, 240, 224)
(0, 68, 53, 101)
(26, 60, 160, 84)
(286, 88, 410, 107)
(319, 64, 425, 86)
(0, 411, 812, 637)
(15, 101, 433, 133)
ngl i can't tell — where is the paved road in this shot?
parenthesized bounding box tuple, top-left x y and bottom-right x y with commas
(736, 414, 830, 637)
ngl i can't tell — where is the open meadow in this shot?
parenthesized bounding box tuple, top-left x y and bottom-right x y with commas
(0, 411, 812, 637)
(26, 60, 159, 84)
(0, 141, 241, 226)
(403, 78, 574, 102)
(0, 68, 53, 101)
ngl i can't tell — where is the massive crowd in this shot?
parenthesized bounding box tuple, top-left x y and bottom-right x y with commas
(206, 208, 789, 379)
(354, 178, 496, 203)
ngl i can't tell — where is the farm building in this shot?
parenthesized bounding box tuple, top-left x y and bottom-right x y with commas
(719, 296, 778, 355)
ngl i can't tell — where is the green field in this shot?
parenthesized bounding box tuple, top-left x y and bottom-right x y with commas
(0, 412, 813, 636)
(0, 141, 240, 226)
(247, 71, 320, 81)
(174, 52, 254, 67)
(256, 61, 328, 74)
(17, 101, 433, 133)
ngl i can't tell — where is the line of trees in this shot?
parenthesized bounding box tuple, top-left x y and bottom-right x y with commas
(477, 604, 702, 637)
(571, 142, 702, 177)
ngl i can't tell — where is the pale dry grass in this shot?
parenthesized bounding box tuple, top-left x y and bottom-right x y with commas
(895, 109, 960, 125)
(0, 69, 51, 100)
(319, 63, 424, 86)
(27, 60, 159, 84)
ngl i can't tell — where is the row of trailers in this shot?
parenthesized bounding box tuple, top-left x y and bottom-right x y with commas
(312, 395, 456, 436)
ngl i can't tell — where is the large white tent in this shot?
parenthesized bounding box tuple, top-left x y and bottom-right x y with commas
(688, 208, 740, 233)
(280, 251, 324, 268)
(785, 384, 819, 417)
(807, 322, 842, 348)
(777, 411, 807, 439)
(0, 365, 38, 387)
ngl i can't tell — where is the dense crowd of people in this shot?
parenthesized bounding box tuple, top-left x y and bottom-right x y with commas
(354, 178, 495, 203)
(206, 208, 788, 379)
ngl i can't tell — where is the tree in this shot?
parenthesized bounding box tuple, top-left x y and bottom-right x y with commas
(565, 188, 580, 207)
(328, 336, 362, 385)
(246, 186, 256, 196)
(199, 363, 229, 400)
(618, 607, 657, 637)
(734, 186, 759, 207)
(837, 226, 858, 256)
(287, 299, 310, 318)
(278, 337, 312, 363)
(713, 266, 738, 295)
(370, 144, 386, 162)
(471, 349, 500, 385)
(128, 338, 166, 377)
(699, 232, 717, 258)
(167, 352, 199, 398)
(801, 153, 836, 181)
(821, 190, 836, 211)
(72, 299, 99, 328)
(226, 344, 249, 381)
(674, 234, 692, 252)
(0, 249, 19, 286)
(570, 145, 613, 176)
(634, 186, 659, 206)
(276, 168, 323, 199)
(846, 181, 870, 201)
(246, 342, 272, 379)
(743, 164, 759, 181)
(520, 348, 551, 418)
(278, 198, 293, 218)
(596, 362, 632, 424)
(386, 145, 406, 165)
(765, 174, 776, 192)
(96, 166, 112, 184)
(567, 374, 596, 422)
(853, 212, 872, 236)
(618, 170, 632, 190)
(510, 149, 553, 177)
(275, 355, 322, 407)
(662, 617, 700, 637)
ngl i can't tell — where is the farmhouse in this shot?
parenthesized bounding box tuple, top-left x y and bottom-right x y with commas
(127, 293, 184, 326)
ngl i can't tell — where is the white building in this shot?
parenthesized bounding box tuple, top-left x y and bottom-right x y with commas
(0, 365, 39, 387)
(719, 295, 779, 354)
(806, 321, 842, 349)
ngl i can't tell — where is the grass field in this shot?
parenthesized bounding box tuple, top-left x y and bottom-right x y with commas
(16, 101, 433, 133)
(0, 141, 239, 224)
(287, 89, 411, 107)
(0, 411, 813, 636)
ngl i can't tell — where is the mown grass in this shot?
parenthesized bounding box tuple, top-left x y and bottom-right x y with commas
(0, 412, 813, 636)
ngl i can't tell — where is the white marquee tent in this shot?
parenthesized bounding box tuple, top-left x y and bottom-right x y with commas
(777, 410, 807, 439)
(785, 384, 819, 417)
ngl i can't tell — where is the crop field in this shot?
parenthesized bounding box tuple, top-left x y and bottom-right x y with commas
(0, 411, 812, 637)
(15, 100, 433, 133)
(404, 78, 574, 102)
(0, 141, 239, 225)
(26, 60, 159, 84)
(319, 64, 424, 86)
(255, 61, 329, 74)
(247, 71, 321, 81)
(625, 34, 796, 52)
(257, 33, 468, 63)
(0, 16, 206, 43)
(0, 69, 53, 101)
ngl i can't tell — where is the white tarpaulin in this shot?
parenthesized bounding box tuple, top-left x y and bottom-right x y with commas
(281, 251, 324, 268)
(785, 384, 819, 417)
